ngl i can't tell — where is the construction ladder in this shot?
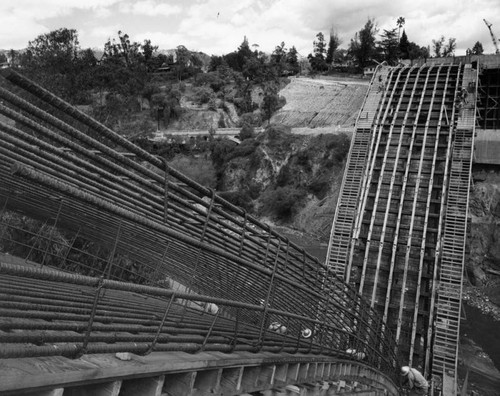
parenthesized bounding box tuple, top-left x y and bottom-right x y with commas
(325, 67, 391, 278)
(432, 64, 477, 394)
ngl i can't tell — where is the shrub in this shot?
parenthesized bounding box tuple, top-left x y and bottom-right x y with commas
(266, 124, 292, 140)
(276, 165, 292, 187)
(239, 112, 262, 127)
(308, 173, 331, 199)
(194, 72, 224, 92)
(169, 156, 217, 188)
(218, 114, 226, 128)
(210, 139, 236, 170)
(325, 133, 350, 162)
(219, 190, 253, 212)
(208, 97, 218, 111)
(260, 186, 307, 221)
(225, 139, 259, 162)
(239, 124, 255, 140)
(192, 86, 215, 105)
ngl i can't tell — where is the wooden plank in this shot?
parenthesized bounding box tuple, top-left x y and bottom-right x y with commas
(25, 388, 64, 396)
(64, 381, 122, 396)
(219, 367, 243, 394)
(163, 372, 195, 396)
(192, 369, 221, 395)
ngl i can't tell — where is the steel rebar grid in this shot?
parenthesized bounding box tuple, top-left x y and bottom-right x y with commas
(0, 68, 401, 382)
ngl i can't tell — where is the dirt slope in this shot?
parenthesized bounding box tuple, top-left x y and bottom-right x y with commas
(271, 76, 369, 129)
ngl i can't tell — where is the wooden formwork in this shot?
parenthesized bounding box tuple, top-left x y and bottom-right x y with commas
(327, 62, 476, 387)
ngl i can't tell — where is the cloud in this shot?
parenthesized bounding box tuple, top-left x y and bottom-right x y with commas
(0, 0, 121, 48)
(1, 0, 500, 55)
(134, 31, 185, 51)
(119, 0, 182, 17)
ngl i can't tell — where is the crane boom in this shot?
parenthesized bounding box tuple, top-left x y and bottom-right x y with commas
(484, 19, 500, 54)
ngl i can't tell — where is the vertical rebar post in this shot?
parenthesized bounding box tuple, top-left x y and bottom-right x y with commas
(199, 189, 216, 243)
(200, 310, 221, 351)
(40, 198, 64, 268)
(24, 219, 48, 264)
(79, 277, 104, 357)
(61, 228, 80, 270)
(238, 211, 248, 257)
(145, 293, 176, 355)
(162, 158, 170, 225)
(257, 238, 282, 348)
(104, 221, 122, 280)
(151, 242, 170, 286)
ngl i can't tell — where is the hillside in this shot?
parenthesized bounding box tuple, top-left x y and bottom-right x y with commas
(271, 76, 369, 129)
(210, 76, 367, 251)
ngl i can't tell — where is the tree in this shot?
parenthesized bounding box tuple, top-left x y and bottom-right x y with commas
(236, 36, 254, 71)
(142, 39, 158, 71)
(270, 41, 287, 75)
(432, 36, 445, 57)
(102, 31, 143, 67)
(349, 18, 379, 69)
(261, 85, 281, 125)
(20, 28, 84, 101)
(313, 32, 327, 59)
(286, 46, 300, 74)
(208, 55, 224, 72)
(326, 30, 341, 65)
(396, 17, 405, 41)
(26, 28, 80, 69)
(271, 42, 287, 64)
(471, 41, 484, 55)
(407, 42, 429, 61)
(399, 30, 410, 59)
(399, 30, 428, 61)
(378, 28, 399, 65)
(442, 37, 457, 57)
(175, 45, 190, 80)
(308, 32, 328, 71)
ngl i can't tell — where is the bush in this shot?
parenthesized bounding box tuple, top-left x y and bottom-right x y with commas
(219, 190, 253, 212)
(225, 139, 259, 162)
(208, 97, 218, 111)
(169, 156, 217, 188)
(192, 86, 215, 105)
(239, 112, 262, 127)
(259, 186, 307, 221)
(210, 139, 236, 170)
(276, 165, 292, 187)
(325, 133, 350, 162)
(239, 124, 255, 140)
(218, 114, 226, 128)
(266, 124, 292, 140)
(308, 173, 331, 199)
(194, 72, 224, 92)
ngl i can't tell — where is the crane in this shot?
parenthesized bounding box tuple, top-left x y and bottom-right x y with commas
(483, 19, 500, 54)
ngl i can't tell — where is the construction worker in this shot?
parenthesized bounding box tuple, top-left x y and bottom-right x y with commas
(401, 366, 429, 395)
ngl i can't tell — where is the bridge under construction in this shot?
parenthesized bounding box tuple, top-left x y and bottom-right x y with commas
(326, 54, 500, 394)
(0, 54, 500, 395)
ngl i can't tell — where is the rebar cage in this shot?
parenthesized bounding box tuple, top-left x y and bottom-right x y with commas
(0, 68, 400, 382)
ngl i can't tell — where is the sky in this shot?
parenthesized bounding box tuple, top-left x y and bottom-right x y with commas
(1, 0, 500, 58)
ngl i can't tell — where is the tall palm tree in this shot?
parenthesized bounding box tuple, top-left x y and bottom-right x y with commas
(397, 17, 406, 42)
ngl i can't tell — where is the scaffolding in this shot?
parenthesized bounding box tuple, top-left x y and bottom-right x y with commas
(325, 62, 478, 391)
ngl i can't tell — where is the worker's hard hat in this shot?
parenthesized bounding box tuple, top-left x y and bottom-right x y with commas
(401, 366, 410, 375)
(301, 328, 312, 338)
